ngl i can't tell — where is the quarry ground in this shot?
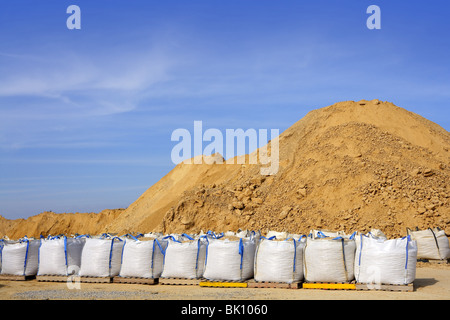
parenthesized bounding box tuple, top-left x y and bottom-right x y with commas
(0, 263, 448, 300)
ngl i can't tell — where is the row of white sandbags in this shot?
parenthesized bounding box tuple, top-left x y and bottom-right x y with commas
(300, 227, 449, 262)
(121, 232, 418, 285)
(148, 227, 450, 264)
(0, 228, 445, 285)
(0, 236, 86, 276)
(0, 232, 253, 278)
(257, 233, 419, 285)
(0, 233, 415, 285)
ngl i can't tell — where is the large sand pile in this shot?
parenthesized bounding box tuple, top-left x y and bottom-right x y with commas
(1, 100, 449, 239)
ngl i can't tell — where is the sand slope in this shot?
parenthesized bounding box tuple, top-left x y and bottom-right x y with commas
(1, 100, 449, 239)
(0, 210, 123, 239)
(145, 100, 449, 237)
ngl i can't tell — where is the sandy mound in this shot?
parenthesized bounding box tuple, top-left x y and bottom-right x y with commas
(1, 100, 449, 239)
(0, 209, 124, 239)
(144, 100, 449, 238)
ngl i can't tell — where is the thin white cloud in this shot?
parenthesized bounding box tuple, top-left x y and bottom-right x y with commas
(0, 46, 176, 115)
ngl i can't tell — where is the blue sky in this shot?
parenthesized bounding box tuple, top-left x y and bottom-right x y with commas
(0, 1, 449, 219)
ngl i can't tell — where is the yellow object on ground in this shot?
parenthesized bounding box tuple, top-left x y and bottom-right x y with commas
(200, 281, 248, 288)
(302, 282, 356, 290)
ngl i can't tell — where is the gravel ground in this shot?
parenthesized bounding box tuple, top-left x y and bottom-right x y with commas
(1, 264, 449, 300)
(13, 289, 156, 300)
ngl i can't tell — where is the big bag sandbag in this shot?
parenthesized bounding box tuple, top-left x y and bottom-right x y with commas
(254, 237, 305, 283)
(407, 228, 450, 260)
(119, 238, 166, 278)
(38, 237, 85, 276)
(0, 239, 40, 276)
(355, 235, 417, 285)
(304, 236, 356, 283)
(161, 235, 207, 279)
(203, 237, 256, 281)
(79, 237, 124, 277)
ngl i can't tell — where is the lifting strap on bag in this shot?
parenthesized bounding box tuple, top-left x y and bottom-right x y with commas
(108, 237, 123, 275)
(64, 236, 68, 275)
(333, 237, 349, 282)
(181, 233, 194, 240)
(23, 239, 30, 276)
(260, 236, 276, 240)
(357, 234, 366, 281)
(238, 238, 245, 281)
(207, 230, 224, 239)
(75, 234, 91, 239)
(284, 237, 299, 273)
(316, 231, 328, 239)
(238, 238, 244, 270)
(163, 235, 181, 243)
(428, 228, 442, 260)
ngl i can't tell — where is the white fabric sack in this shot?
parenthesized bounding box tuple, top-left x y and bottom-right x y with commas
(203, 237, 256, 281)
(355, 235, 417, 285)
(119, 238, 166, 278)
(38, 237, 85, 276)
(407, 228, 450, 260)
(304, 237, 355, 282)
(1, 240, 40, 276)
(79, 238, 124, 277)
(38, 238, 67, 275)
(161, 237, 207, 279)
(254, 237, 305, 283)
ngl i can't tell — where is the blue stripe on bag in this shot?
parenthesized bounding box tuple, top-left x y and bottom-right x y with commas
(239, 238, 244, 270)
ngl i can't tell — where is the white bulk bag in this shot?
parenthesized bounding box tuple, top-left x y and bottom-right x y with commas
(407, 228, 450, 260)
(0, 239, 40, 276)
(254, 237, 306, 283)
(304, 236, 356, 282)
(119, 237, 166, 278)
(79, 237, 124, 277)
(38, 236, 85, 276)
(355, 235, 417, 285)
(161, 235, 208, 279)
(203, 237, 256, 281)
